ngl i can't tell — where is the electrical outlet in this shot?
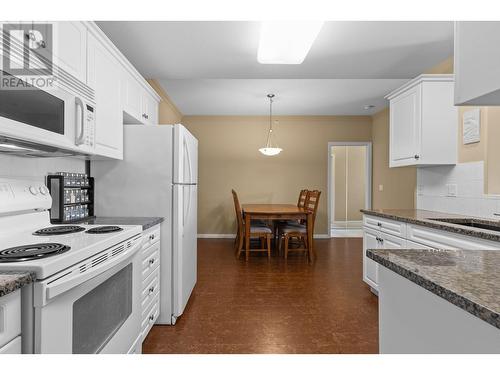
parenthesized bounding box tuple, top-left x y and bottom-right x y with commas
(447, 184, 458, 197)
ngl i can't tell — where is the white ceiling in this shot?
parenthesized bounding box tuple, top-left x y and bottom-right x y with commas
(159, 79, 408, 115)
(97, 21, 454, 115)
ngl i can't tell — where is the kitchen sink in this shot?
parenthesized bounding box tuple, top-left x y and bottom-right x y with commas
(428, 218, 500, 232)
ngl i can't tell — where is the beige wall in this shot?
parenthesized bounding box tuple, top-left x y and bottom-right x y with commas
(182, 116, 372, 235)
(331, 146, 366, 222)
(371, 108, 417, 209)
(147, 79, 183, 124)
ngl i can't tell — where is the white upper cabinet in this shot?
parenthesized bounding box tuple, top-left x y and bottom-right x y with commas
(386, 74, 457, 168)
(87, 33, 123, 160)
(121, 72, 159, 125)
(52, 22, 87, 84)
(454, 21, 500, 106)
(122, 71, 143, 123)
(141, 92, 159, 125)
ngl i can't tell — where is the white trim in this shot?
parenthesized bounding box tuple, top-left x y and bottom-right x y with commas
(330, 229, 363, 238)
(197, 234, 330, 239)
(327, 142, 372, 239)
(197, 234, 236, 239)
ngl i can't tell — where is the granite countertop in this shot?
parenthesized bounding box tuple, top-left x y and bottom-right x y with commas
(85, 217, 164, 231)
(0, 271, 36, 298)
(361, 208, 500, 243)
(367, 248, 500, 329)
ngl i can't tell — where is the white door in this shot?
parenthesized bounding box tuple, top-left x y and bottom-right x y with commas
(172, 184, 197, 318)
(363, 228, 379, 290)
(174, 125, 198, 184)
(390, 85, 421, 165)
(87, 34, 122, 159)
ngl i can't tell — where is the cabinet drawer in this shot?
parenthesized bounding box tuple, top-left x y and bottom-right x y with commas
(407, 224, 500, 250)
(142, 225, 160, 249)
(142, 242, 160, 280)
(141, 267, 160, 313)
(0, 290, 21, 348)
(0, 336, 21, 354)
(363, 215, 407, 238)
(141, 294, 159, 340)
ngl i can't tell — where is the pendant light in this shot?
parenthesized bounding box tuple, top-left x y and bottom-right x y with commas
(259, 94, 283, 156)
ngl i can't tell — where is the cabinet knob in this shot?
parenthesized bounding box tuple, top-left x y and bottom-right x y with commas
(414, 155, 420, 160)
(149, 286, 155, 295)
(149, 234, 155, 240)
(377, 222, 382, 227)
(149, 258, 155, 265)
(149, 314, 155, 321)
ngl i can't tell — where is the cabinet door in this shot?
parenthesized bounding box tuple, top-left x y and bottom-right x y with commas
(53, 22, 87, 83)
(454, 21, 500, 106)
(406, 240, 434, 250)
(141, 93, 158, 125)
(87, 34, 123, 159)
(389, 85, 421, 166)
(363, 228, 380, 290)
(379, 232, 406, 250)
(122, 72, 143, 123)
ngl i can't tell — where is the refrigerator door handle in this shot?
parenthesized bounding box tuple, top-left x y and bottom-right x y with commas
(184, 138, 193, 183)
(183, 185, 191, 227)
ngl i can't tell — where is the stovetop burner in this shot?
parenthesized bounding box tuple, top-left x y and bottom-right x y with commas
(0, 243, 71, 262)
(33, 226, 86, 236)
(86, 226, 123, 234)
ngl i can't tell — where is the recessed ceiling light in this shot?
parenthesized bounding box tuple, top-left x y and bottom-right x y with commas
(364, 105, 375, 110)
(257, 21, 324, 65)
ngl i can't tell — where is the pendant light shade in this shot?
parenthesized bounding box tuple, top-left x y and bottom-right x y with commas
(259, 94, 283, 156)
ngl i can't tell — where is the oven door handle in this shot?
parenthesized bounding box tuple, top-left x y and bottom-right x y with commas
(37, 237, 142, 305)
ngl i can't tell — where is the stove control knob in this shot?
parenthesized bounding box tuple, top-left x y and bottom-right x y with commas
(39, 186, 49, 195)
(29, 186, 38, 195)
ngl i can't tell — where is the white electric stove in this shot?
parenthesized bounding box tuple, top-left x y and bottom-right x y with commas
(0, 178, 143, 354)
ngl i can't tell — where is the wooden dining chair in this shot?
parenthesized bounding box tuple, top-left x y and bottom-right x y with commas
(231, 190, 273, 259)
(278, 190, 321, 260)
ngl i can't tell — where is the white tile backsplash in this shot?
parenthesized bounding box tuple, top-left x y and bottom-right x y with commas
(416, 161, 500, 218)
(0, 154, 85, 184)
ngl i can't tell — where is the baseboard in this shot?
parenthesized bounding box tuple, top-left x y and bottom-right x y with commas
(330, 229, 363, 238)
(197, 233, 331, 239)
(197, 234, 236, 239)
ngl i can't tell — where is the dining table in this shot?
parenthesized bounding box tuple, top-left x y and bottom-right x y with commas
(241, 204, 314, 261)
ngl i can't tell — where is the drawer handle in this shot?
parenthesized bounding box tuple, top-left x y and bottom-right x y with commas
(414, 155, 420, 160)
(149, 258, 156, 265)
(148, 286, 155, 295)
(149, 314, 155, 322)
(149, 234, 155, 240)
(377, 222, 382, 227)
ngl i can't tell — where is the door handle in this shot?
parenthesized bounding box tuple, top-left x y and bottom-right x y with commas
(75, 97, 85, 145)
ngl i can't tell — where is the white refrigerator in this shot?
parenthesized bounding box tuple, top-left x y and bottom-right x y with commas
(92, 124, 198, 324)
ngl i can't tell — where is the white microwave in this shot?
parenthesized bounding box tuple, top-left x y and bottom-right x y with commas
(0, 71, 96, 155)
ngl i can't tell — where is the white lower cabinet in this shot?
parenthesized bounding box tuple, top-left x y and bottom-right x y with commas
(140, 224, 161, 343)
(362, 214, 500, 293)
(0, 290, 21, 354)
(363, 226, 406, 291)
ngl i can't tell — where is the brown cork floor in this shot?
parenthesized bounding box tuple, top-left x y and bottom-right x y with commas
(142, 238, 379, 354)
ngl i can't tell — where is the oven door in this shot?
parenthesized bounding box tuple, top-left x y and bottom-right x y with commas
(33, 235, 142, 354)
(0, 73, 94, 155)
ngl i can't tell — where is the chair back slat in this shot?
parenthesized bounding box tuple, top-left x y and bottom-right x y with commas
(304, 190, 321, 225)
(297, 189, 308, 208)
(231, 189, 244, 236)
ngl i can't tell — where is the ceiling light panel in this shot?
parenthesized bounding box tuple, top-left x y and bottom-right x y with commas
(257, 21, 324, 64)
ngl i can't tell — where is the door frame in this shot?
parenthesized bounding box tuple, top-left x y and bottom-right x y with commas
(327, 141, 372, 238)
